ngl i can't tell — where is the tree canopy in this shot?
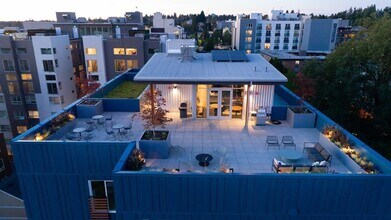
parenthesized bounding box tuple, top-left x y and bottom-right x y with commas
(303, 16, 391, 159)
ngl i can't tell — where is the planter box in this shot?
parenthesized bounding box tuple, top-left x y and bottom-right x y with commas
(76, 99, 103, 118)
(319, 134, 366, 173)
(139, 130, 171, 159)
(286, 107, 316, 128)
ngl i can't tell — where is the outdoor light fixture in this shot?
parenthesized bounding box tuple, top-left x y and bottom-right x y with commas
(173, 84, 178, 89)
(229, 168, 234, 173)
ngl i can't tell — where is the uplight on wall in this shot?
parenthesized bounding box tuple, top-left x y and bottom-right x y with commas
(173, 84, 178, 89)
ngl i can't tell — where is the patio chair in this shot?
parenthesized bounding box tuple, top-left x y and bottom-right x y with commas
(105, 113, 113, 125)
(86, 119, 95, 129)
(124, 123, 133, 137)
(118, 128, 128, 140)
(282, 136, 296, 149)
(266, 136, 280, 150)
(65, 132, 77, 141)
(84, 132, 94, 141)
(105, 128, 115, 140)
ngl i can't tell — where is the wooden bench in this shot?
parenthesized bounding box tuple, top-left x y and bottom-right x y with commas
(303, 142, 332, 165)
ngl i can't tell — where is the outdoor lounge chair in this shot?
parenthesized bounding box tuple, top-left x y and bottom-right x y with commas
(266, 136, 280, 150)
(282, 136, 296, 149)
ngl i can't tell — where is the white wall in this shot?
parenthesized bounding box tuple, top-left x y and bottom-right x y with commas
(82, 35, 107, 85)
(156, 84, 193, 112)
(32, 35, 77, 121)
(250, 85, 274, 112)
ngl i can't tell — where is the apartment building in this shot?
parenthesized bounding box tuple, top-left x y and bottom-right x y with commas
(0, 36, 39, 139)
(32, 35, 77, 120)
(56, 12, 161, 82)
(233, 10, 345, 54)
(151, 12, 183, 39)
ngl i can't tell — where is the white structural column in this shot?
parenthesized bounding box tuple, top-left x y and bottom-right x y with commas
(191, 84, 197, 118)
(245, 83, 252, 126)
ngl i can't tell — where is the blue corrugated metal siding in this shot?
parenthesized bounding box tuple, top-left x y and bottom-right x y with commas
(113, 173, 391, 219)
(12, 141, 130, 220)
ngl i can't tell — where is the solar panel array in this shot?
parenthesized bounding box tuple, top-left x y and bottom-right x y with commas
(211, 50, 249, 62)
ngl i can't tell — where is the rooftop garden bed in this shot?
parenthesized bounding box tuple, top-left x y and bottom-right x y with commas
(103, 81, 147, 99)
(323, 125, 379, 174)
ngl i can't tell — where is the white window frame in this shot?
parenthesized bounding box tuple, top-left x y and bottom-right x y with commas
(88, 180, 116, 213)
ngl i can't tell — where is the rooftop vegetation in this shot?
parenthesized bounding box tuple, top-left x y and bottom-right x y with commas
(104, 81, 147, 99)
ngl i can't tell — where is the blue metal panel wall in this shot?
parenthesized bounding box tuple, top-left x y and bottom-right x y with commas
(275, 85, 391, 173)
(113, 173, 391, 219)
(102, 99, 140, 112)
(12, 141, 131, 220)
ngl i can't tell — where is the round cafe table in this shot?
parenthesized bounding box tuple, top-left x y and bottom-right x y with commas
(279, 149, 302, 163)
(73, 127, 86, 139)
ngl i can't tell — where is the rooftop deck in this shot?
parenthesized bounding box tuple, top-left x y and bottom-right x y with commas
(48, 111, 350, 174)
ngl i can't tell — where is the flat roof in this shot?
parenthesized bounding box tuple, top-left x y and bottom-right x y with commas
(260, 50, 326, 60)
(134, 53, 287, 84)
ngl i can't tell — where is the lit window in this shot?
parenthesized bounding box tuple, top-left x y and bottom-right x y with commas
(126, 48, 137, 55)
(245, 30, 252, 35)
(126, 60, 138, 69)
(264, 43, 270, 50)
(17, 126, 28, 134)
(49, 97, 61, 105)
(86, 48, 97, 55)
(21, 73, 32, 80)
(113, 48, 125, 55)
(87, 60, 98, 72)
(8, 82, 19, 95)
(23, 82, 34, 94)
(79, 65, 84, 71)
(41, 48, 52, 54)
(6, 74, 17, 81)
(28, 111, 39, 119)
(114, 60, 126, 72)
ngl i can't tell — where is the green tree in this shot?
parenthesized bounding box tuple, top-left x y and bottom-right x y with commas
(303, 17, 391, 159)
(222, 30, 232, 45)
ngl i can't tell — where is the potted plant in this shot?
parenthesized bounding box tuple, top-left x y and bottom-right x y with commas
(286, 72, 317, 128)
(124, 148, 146, 171)
(137, 87, 173, 159)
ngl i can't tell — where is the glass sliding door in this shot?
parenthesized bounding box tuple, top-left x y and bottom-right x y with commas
(207, 88, 232, 119)
(208, 89, 219, 118)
